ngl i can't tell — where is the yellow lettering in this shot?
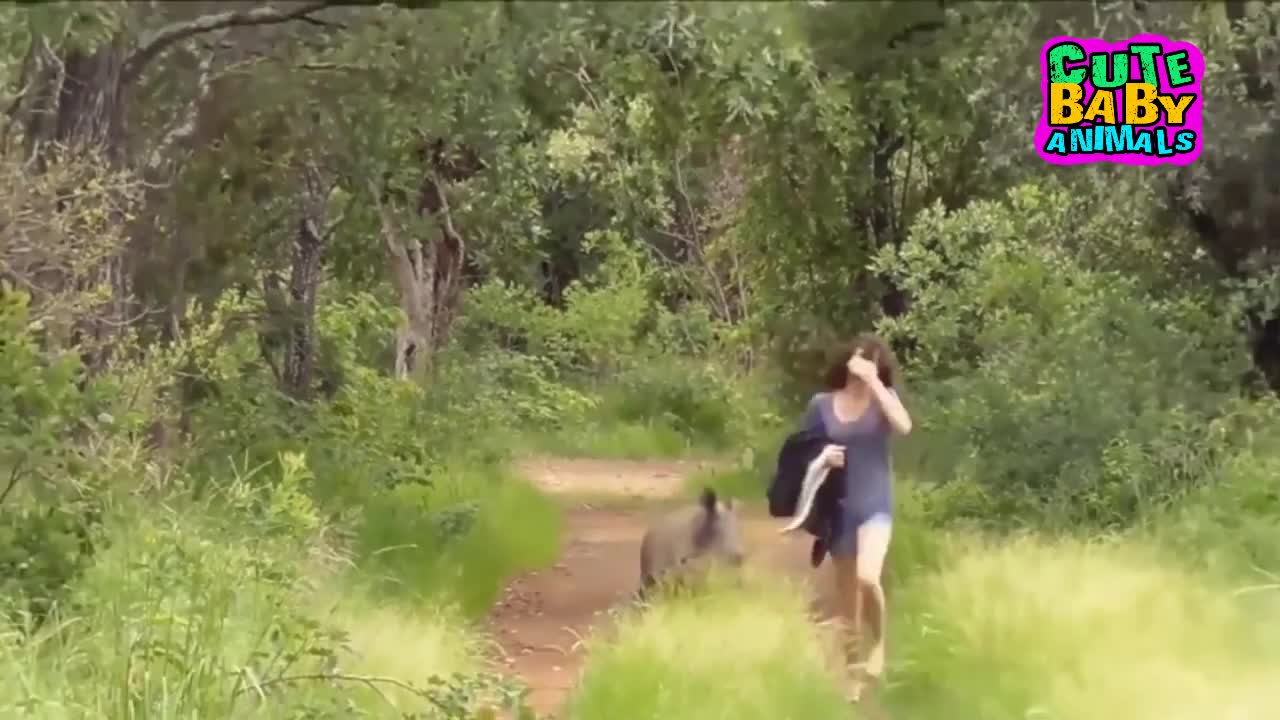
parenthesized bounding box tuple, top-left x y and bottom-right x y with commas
(1156, 93, 1195, 125)
(1124, 83, 1159, 125)
(1082, 89, 1117, 125)
(1049, 83, 1084, 125)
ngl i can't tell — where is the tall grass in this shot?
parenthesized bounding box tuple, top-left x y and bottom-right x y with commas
(1144, 426, 1280, 581)
(565, 571, 853, 720)
(308, 590, 484, 709)
(353, 461, 563, 616)
(0, 475, 518, 719)
(3, 517, 397, 716)
(883, 533, 1280, 720)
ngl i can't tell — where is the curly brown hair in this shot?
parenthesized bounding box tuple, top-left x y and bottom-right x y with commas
(822, 333, 899, 390)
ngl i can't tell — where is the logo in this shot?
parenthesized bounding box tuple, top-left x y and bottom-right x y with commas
(1036, 34, 1203, 166)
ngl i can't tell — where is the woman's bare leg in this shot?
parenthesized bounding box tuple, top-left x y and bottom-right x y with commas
(831, 552, 864, 696)
(855, 518, 892, 677)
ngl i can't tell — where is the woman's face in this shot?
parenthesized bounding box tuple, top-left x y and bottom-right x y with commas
(846, 346, 879, 386)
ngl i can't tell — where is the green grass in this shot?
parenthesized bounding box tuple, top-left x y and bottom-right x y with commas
(564, 571, 853, 720)
(307, 589, 483, 708)
(883, 532, 1280, 720)
(675, 419, 792, 501)
(353, 461, 563, 616)
(680, 462, 764, 504)
(565, 461, 1278, 720)
(0, 498, 485, 719)
(1143, 430, 1280, 581)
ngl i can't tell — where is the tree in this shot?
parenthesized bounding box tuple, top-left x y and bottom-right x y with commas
(4, 2, 342, 372)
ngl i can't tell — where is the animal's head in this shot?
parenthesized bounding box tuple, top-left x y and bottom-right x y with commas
(692, 487, 745, 567)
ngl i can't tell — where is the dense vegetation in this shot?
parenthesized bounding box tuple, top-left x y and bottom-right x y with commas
(1, 1, 1278, 718)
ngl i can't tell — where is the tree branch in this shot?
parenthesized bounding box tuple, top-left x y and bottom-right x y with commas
(123, 1, 337, 85)
(0, 461, 23, 507)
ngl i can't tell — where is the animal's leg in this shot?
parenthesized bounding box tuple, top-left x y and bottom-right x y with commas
(635, 572, 656, 603)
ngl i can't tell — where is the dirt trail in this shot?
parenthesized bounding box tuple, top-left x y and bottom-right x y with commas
(487, 455, 839, 718)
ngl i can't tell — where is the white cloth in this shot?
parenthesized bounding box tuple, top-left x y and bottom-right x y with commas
(779, 453, 834, 534)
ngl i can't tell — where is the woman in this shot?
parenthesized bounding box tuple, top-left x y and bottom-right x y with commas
(802, 333, 912, 698)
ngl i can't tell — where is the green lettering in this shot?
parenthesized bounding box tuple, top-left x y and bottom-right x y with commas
(1047, 41, 1086, 85)
(1129, 43, 1162, 87)
(1090, 51, 1129, 89)
(1164, 50, 1194, 88)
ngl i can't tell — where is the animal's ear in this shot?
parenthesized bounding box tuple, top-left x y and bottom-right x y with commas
(700, 487, 718, 515)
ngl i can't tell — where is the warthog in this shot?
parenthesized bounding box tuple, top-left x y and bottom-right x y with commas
(636, 488, 746, 600)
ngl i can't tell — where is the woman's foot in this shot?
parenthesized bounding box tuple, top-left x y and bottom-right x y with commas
(846, 683, 864, 703)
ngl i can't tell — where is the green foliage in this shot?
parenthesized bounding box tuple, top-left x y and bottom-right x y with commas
(884, 533, 1280, 720)
(874, 181, 1251, 528)
(0, 290, 92, 485)
(0, 503, 96, 624)
(607, 360, 737, 448)
(352, 463, 562, 617)
(1148, 398, 1280, 579)
(0, 459, 534, 720)
(0, 290, 100, 622)
(457, 231, 654, 377)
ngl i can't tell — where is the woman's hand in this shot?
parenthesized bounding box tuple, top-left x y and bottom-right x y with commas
(847, 353, 880, 386)
(821, 444, 846, 468)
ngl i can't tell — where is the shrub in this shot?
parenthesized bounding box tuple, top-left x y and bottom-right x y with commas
(873, 182, 1250, 528)
(0, 290, 104, 624)
(607, 359, 738, 448)
(1147, 398, 1280, 579)
(455, 230, 654, 378)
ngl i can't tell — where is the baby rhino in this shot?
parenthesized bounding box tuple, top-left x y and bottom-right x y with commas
(637, 488, 746, 600)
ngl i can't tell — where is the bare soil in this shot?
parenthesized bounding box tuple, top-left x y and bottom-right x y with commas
(486, 455, 843, 718)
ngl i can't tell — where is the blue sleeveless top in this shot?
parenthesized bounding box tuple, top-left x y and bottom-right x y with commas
(803, 390, 896, 526)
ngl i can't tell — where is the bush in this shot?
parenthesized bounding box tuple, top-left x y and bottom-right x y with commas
(873, 181, 1250, 529)
(0, 290, 106, 624)
(608, 359, 739, 447)
(1147, 398, 1280, 579)
(454, 230, 653, 378)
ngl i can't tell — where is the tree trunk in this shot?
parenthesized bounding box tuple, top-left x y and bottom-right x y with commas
(281, 162, 329, 400)
(371, 173, 466, 381)
(13, 37, 134, 373)
(867, 121, 909, 319)
(371, 142, 470, 381)
(17, 38, 129, 166)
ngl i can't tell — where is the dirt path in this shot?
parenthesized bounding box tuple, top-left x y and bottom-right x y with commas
(486, 455, 837, 718)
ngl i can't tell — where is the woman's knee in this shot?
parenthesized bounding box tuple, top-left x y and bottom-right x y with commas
(855, 574, 883, 599)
